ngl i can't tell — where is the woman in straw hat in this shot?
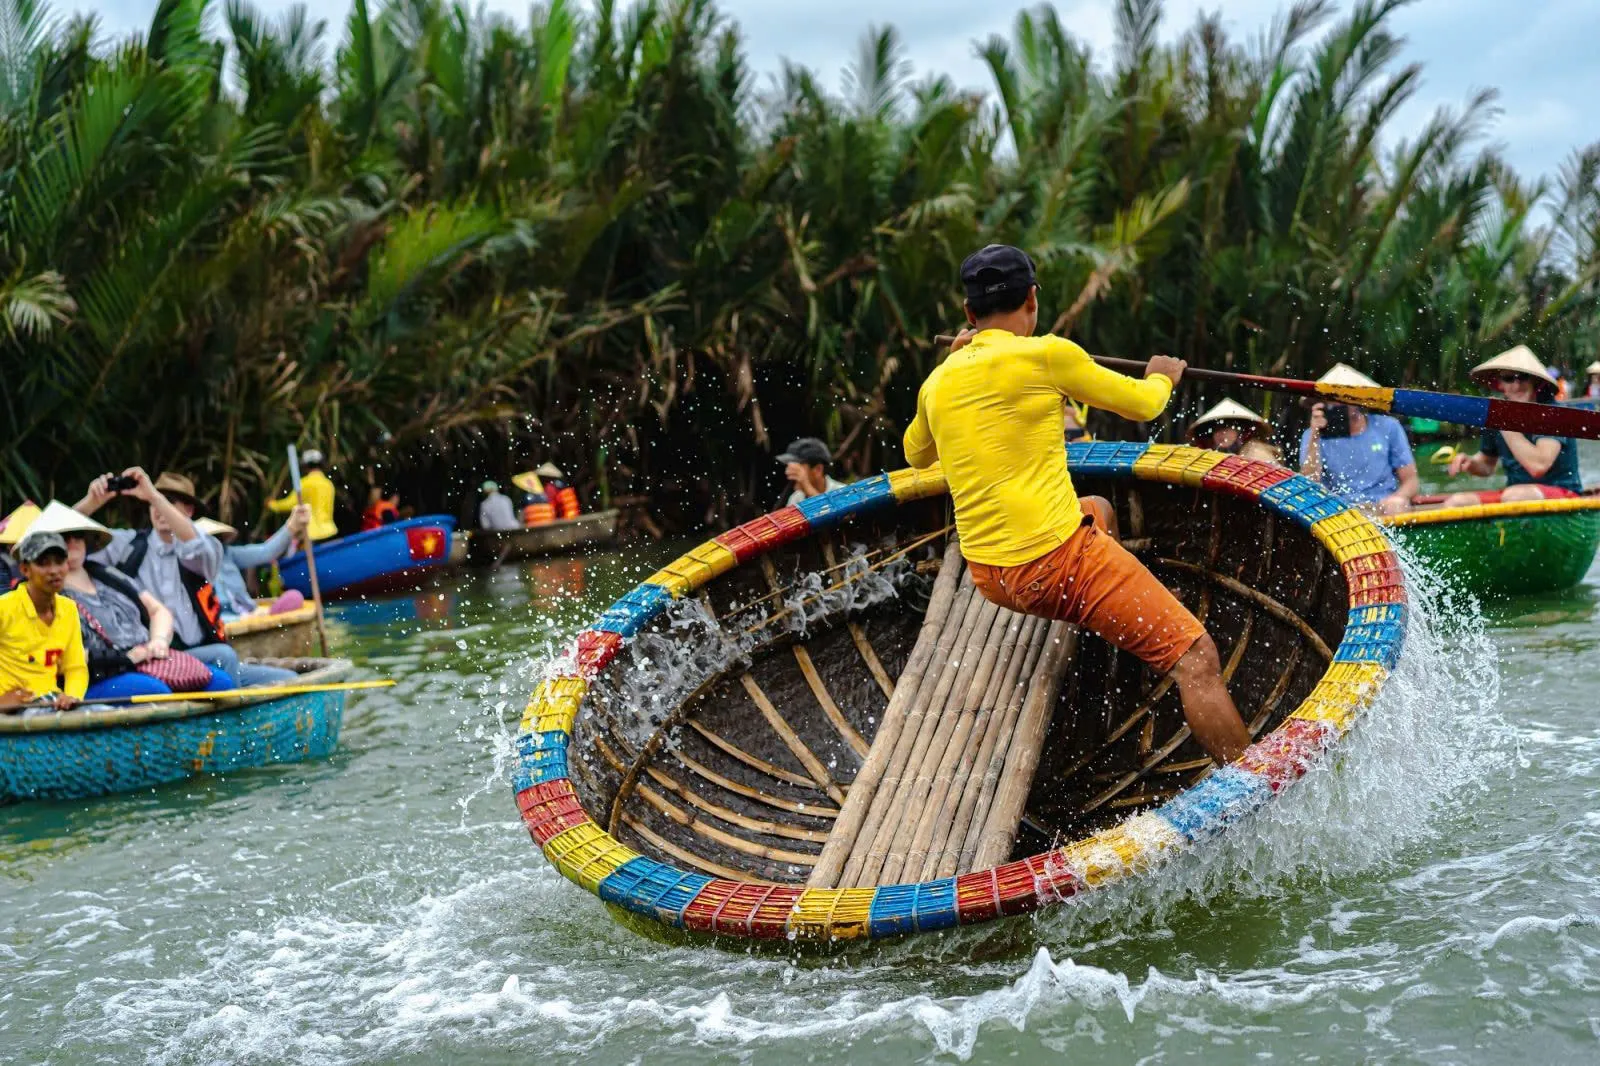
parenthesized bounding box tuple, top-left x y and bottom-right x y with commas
(1443, 345, 1584, 506)
(1186, 398, 1269, 454)
(1299, 363, 1419, 515)
(33, 501, 233, 699)
(1585, 360, 1600, 400)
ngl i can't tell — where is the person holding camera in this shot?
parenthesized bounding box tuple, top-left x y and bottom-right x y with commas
(73, 469, 294, 687)
(1299, 364, 1418, 516)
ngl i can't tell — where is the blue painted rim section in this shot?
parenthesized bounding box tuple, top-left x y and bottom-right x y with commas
(1391, 389, 1492, 427)
(1153, 765, 1273, 842)
(793, 473, 897, 527)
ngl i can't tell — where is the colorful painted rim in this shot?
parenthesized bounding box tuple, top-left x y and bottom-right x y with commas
(1384, 494, 1600, 528)
(512, 444, 1407, 943)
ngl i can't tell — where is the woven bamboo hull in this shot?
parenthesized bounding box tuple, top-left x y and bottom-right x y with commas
(0, 659, 351, 802)
(226, 602, 317, 659)
(513, 446, 1407, 944)
(466, 510, 620, 565)
(1386, 498, 1600, 597)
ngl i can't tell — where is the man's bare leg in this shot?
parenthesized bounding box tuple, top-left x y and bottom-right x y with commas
(1171, 634, 1251, 763)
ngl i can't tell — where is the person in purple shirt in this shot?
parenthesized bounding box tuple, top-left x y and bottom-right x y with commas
(1298, 363, 1419, 515)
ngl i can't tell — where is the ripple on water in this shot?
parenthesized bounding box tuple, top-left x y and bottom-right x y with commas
(8, 545, 1600, 1065)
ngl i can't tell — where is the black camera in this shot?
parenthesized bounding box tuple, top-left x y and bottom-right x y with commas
(106, 474, 138, 492)
(1319, 404, 1352, 439)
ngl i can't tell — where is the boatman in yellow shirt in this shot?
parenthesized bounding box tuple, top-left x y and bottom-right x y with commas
(268, 448, 339, 541)
(0, 531, 87, 712)
(903, 244, 1251, 764)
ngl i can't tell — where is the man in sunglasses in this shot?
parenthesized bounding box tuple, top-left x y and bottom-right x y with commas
(1443, 346, 1584, 506)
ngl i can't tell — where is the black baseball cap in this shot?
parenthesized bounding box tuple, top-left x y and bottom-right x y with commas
(960, 244, 1036, 303)
(777, 437, 831, 466)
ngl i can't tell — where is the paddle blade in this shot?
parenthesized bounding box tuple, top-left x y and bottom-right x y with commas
(1390, 389, 1600, 441)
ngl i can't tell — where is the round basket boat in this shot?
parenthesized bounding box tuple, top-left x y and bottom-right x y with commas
(1385, 494, 1600, 598)
(511, 444, 1407, 944)
(0, 658, 352, 802)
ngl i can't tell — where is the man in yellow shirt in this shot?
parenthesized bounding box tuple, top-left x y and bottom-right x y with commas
(0, 531, 86, 711)
(268, 448, 338, 541)
(904, 244, 1250, 763)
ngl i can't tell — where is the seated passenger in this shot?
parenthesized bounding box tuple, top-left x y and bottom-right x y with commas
(1299, 364, 1418, 516)
(74, 469, 295, 687)
(1187, 399, 1269, 454)
(27, 504, 236, 698)
(0, 532, 85, 713)
(478, 480, 521, 531)
(196, 506, 310, 621)
(361, 485, 401, 531)
(0, 501, 42, 590)
(1585, 360, 1600, 400)
(1444, 346, 1584, 507)
(776, 439, 844, 506)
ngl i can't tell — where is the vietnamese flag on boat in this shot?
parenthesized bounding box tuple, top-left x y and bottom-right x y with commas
(406, 525, 448, 561)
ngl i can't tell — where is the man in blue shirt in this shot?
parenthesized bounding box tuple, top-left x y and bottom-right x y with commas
(1443, 346, 1584, 506)
(1299, 363, 1419, 515)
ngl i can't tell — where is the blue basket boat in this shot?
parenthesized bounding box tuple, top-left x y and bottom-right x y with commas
(0, 659, 353, 802)
(279, 515, 457, 600)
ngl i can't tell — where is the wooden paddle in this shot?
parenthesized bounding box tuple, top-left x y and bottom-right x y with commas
(932, 337, 1600, 441)
(14, 678, 396, 712)
(288, 445, 330, 657)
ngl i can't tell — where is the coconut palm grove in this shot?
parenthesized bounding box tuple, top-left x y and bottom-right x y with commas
(2, 0, 1598, 527)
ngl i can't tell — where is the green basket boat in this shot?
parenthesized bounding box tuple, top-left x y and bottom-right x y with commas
(1385, 495, 1600, 599)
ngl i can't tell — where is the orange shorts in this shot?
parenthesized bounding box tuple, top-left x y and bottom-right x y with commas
(967, 513, 1205, 675)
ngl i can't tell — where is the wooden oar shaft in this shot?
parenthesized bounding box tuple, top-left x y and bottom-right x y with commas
(288, 445, 331, 658)
(32, 679, 395, 710)
(931, 337, 1600, 440)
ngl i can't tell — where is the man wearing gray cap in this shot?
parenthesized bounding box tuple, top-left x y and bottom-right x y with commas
(0, 532, 86, 711)
(778, 437, 844, 507)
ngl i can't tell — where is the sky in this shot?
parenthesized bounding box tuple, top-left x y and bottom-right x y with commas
(84, 0, 1600, 187)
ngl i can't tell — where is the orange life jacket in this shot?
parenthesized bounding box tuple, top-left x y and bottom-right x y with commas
(553, 485, 580, 520)
(523, 498, 554, 526)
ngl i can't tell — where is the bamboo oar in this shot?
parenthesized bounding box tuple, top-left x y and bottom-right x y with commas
(288, 445, 330, 657)
(933, 337, 1600, 441)
(18, 679, 395, 711)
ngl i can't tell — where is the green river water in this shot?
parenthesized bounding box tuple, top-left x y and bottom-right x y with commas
(4, 443, 1599, 1064)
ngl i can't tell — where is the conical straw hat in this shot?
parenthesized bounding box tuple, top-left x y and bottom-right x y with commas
(535, 462, 565, 479)
(1470, 345, 1557, 392)
(195, 517, 238, 543)
(24, 501, 112, 553)
(1316, 362, 1382, 389)
(1188, 398, 1269, 439)
(1587, 361, 1600, 376)
(511, 471, 543, 495)
(0, 502, 41, 546)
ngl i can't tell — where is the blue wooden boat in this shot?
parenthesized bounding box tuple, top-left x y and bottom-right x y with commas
(278, 515, 458, 600)
(0, 659, 353, 802)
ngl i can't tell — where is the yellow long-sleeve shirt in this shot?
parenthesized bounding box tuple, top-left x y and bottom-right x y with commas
(0, 587, 88, 698)
(903, 330, 1173, 566)
(269, 469, 339, 541)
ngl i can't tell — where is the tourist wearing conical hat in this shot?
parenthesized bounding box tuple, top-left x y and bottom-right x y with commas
(0, 501, 42, 591)
(1442, 346, 1585, 507)
(1585, 360, 1600, 400)
(1299, 363, 1418, 515)
(195, 509, 309, 622)
(1187, 398, 1269, 454)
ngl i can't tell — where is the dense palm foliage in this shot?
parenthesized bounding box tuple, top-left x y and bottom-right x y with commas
(3, 0, 1598, 528)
